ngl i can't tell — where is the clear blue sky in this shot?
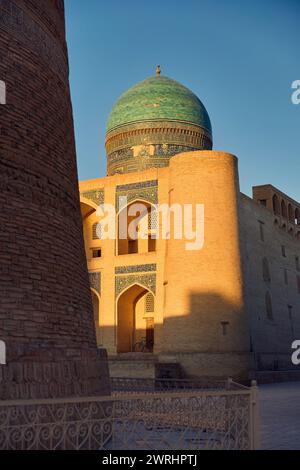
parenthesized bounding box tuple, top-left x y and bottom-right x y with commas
(65, 0, 299, 200)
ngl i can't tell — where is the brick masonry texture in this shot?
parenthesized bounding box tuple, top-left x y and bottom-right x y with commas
(0, 0, 110, 399)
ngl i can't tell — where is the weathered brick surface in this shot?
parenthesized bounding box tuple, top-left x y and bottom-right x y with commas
(0, 0, 110, 398)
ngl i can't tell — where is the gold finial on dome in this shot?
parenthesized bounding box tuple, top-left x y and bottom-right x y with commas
(156, 65, 161, 76)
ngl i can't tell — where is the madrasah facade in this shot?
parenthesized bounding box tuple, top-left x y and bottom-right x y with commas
(79, 67, 300, 383)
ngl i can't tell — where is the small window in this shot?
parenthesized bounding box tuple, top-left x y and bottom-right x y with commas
(92, 222, 102, 240)
(288, 305, 293, 320)
(221, 321, 229, 336)
(259, 200, 267, 207)
(92, 249, 102, 259)
(296, 256, 300, 272)
(297, 275, 300, 294)
(265, 291, 273, 320)
(262, 258, 270, 282)
(145, 293, 155, 313)
(149, 209, 158, 230)
(281, 245, 286, 257)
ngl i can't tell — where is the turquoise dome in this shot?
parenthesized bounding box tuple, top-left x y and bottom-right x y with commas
(106, 75, 212, 134)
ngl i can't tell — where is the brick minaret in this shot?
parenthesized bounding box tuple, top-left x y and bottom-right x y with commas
(0, 0, 110, 399)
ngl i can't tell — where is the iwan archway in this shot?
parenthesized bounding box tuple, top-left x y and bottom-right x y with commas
(117, 284, 155, 353)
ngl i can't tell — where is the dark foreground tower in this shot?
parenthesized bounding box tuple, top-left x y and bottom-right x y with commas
(0, 0, 109, 399)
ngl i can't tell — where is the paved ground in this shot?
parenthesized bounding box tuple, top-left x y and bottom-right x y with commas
(259, 382, 300, 449)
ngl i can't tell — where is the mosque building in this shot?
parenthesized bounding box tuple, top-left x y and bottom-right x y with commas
(79, 67, 300, 383)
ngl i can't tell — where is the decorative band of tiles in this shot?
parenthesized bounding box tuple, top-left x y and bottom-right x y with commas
(108, 158, 170, 177)
(105, 120, 212, 155)
(116, 180, 158, 211)
(116, 180, 158, 192)
(115, 264, 157, 274)
(89, 272, 101, 296)
(81, 189, 104, 207)
(116, 274, 156, 297)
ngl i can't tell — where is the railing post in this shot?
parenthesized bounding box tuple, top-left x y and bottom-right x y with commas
(250, 380, 260, 450)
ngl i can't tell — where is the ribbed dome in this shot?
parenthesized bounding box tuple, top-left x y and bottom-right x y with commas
(106, 75, 212, 135)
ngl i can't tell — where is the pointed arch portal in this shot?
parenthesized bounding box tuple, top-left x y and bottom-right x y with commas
(117, 284, 155, 353)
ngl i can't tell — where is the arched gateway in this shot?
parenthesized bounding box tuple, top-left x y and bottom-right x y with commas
(117, 284, 155, 353)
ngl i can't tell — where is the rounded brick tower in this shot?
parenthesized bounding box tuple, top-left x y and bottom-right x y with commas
(0, 0, 109, 399)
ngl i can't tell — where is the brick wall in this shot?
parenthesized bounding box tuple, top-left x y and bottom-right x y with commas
(240, 193, 300, 372)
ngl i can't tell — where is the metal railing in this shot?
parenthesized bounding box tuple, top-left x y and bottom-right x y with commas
(0, 380, 259, 450)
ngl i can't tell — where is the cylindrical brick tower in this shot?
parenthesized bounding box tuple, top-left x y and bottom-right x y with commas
(0, 0, 110, 399)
